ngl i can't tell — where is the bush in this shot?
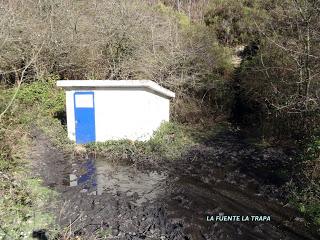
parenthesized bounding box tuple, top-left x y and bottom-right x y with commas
(231, 0, 320, 140)
(16, 75, 65, 116)
(0, 0, 232, 123)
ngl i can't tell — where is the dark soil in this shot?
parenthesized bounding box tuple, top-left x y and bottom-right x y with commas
(29, 129, 320, 240)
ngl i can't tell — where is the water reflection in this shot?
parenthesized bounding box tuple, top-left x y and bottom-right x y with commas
(69, 158, 167, 205)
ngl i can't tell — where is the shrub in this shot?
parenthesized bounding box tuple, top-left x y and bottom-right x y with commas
(0, 0, 232, 123)
(16, 75, 65, 116)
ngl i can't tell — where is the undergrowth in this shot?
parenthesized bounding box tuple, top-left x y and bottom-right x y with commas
(86, 121, 196, 162)
(290, 137, 320, 226)
(12, 75, 74, 151)
(0, 76, 64, 239)
(0, 76, 215, 239)
(0, 123, 57, 239)
(0, 176, 56, 239)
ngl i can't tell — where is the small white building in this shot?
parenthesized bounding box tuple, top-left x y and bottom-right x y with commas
(57, 80, 175, 144)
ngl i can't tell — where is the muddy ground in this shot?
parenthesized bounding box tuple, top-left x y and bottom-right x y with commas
(29, 129, 320, 240)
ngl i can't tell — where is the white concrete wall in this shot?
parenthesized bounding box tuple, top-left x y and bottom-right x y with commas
(65, 87, 170, 142)
(66, 90, 76, 141)
(142, 90, 170, 139)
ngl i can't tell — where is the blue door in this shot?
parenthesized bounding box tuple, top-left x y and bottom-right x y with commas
(74, 92, 96, 144)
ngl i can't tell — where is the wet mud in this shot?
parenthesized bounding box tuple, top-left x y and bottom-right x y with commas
(29, 129, 320, 239)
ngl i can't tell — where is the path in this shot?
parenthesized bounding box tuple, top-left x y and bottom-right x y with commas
(29, 129, 320, 239)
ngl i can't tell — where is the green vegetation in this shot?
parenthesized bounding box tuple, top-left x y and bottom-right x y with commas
(0, 0, 320, 237)
(294, 192, 320, 226)
(0, 77, 68, 239)
(0, 120, 56, 239)
(296, 137, 320, 225)
(5, 75, 73, 149)
(95, 228, 112, 239)
(155, 2, 190, 27)
(0, 177, 56, 240)
(16, 75, 65, 116)
(147, 122, 194, 159)
(87, 122, 197, 162)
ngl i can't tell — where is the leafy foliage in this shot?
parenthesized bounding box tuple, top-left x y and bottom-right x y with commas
(16, 75, 65, 116)
(204, 0, 261, 45)
(155, 2, 190, 27)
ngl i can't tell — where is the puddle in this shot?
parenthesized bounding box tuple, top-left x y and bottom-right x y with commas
(69, 158, 167, 205)
(30, 129, 320, 239)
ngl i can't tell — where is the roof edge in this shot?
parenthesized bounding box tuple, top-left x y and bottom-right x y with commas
(57, 80, 175, 98)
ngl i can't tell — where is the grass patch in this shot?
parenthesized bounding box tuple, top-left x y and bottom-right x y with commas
(86, 122, 196, 161)
(0, 77, 63, 239)
(290, 187, 320, 226)
(2, 75, 74, 151)
(16, 75, 65, 116)
(0, 125, 57, 239)
(147, 122, 195, 159)
(86, 121, 230, 162)
(0, 177, 56, 239)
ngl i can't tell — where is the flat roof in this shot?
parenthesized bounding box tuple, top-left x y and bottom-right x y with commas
(57, 80, 175, 98)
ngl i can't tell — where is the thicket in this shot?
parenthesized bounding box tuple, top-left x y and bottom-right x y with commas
(0, 2, 232, 237)
(0, 0, 233, 123)
(203, 0, 320, 224)
(236, 0, 319, 140)
(202, 0, 319, 140)
(2, 0, 318, 141)
(0, 0, 320, 230)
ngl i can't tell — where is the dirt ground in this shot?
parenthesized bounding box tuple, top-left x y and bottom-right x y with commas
(29, 129, 320, 240)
